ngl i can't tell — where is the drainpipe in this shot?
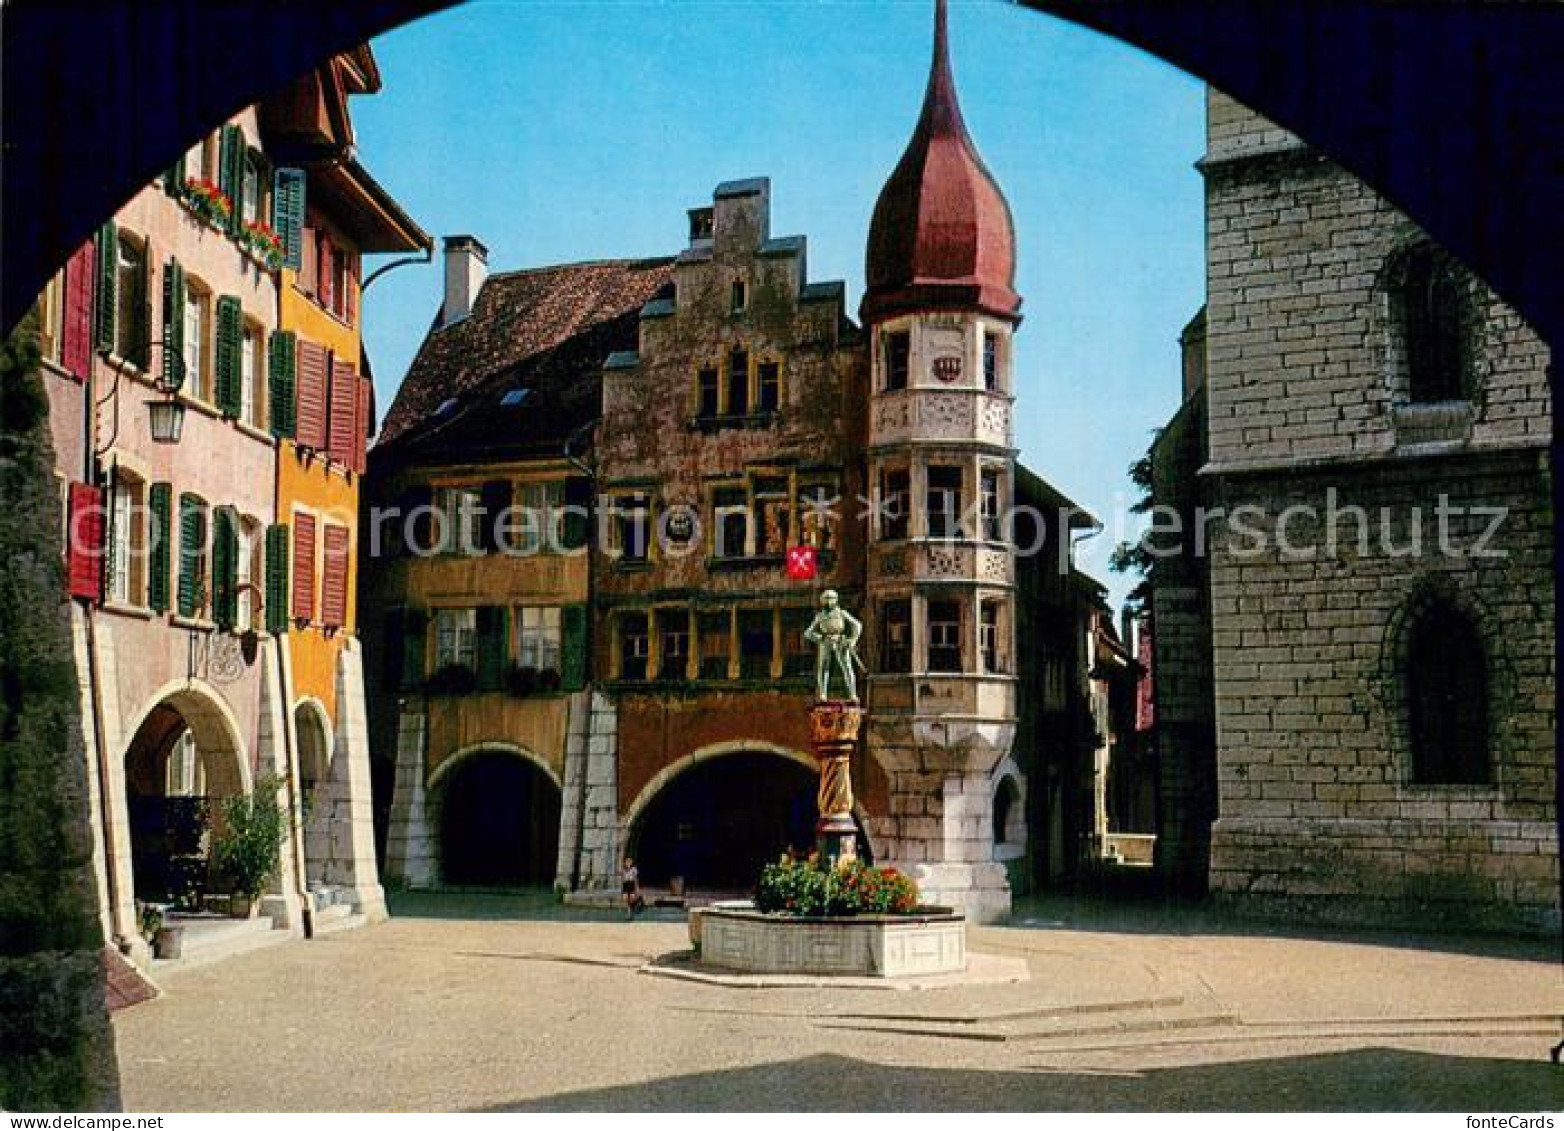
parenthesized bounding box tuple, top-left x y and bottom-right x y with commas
(81, 357, 131, 952)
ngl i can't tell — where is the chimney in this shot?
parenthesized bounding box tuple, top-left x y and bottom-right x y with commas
(441, 235, 488, 327)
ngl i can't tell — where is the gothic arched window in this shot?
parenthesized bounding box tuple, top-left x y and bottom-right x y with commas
(1406, 600, 1490, 785)
(1399, 246, 1468, 403)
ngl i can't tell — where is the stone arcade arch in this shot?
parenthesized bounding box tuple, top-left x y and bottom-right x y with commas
(623, 742, 876, 892)
(293, 699, 333, 888)
(120, 682, 251, 906)
(427, 743, 563, 887)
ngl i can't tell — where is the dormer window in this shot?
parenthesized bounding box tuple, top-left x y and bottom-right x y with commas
(688, 207, 714, 244)
(730, 280, 747, 313)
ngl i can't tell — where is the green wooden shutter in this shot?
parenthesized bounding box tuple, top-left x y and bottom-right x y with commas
(147, 482, 172, 612)
(264, 524, 290, 635)
(476, 606, 508, 690)
(219, 125, 245, 233)
(160, 259, 186, 390)
(561, 604, 589, 691)
(130, 251, 151, 369)
(93, 221, 117, 354)
(176, 493, 203, 618)
(273, 168, 307, 270)
(562, 476, 592, 550)
(214, 296, 242, 416)
(211, 506, 239, 629)
(162, 151, 186, 196)
(403, 608, 428, 688)
(268, 330, 296, 438)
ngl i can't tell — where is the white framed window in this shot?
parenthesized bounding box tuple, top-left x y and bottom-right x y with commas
(183, 283, 210, 400)
(108, 470, 145, 606)
(517, 606, 562, 672)
(434, 485, 483, 555)
(114, 235, 147, 365)
(242, 152, 263, 226)
(239, 324, 262, 427)
(236, 517, 262, 632)
(433, 608, 478, 670)
(165, 730, 201, 798)
(517, 481, 564, 555)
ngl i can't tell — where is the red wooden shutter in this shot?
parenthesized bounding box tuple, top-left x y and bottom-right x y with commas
(328, 355, 357, 467)
(67, 482, 106, 600)
(321, 524, 349, 628)
(355, 374, 372, 473)
(292, 511, 316, 622)
(345, 252, 357, 325)
(295, 339, 329, 450)
(318, 236, 335, 312)
(61, 242, 97, 380)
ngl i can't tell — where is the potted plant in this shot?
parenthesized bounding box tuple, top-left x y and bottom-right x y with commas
(210, 774, 288, 918)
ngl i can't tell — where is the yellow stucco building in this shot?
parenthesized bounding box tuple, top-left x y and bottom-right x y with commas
(262, 47, 428, 915)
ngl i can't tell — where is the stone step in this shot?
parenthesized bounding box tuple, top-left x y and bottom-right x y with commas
(818, 999, 1237, 1044)
(313, 902, 355, 925)
(150, 915, 289, 973)
(312, 911, 368, 938)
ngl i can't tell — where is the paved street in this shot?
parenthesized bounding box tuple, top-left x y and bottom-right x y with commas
(113, 892, 1564, 1111)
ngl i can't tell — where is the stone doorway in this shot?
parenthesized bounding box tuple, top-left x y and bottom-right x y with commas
(122, 690, 248, 909)
(627, 750, 825, 892)
(434, 749, 561, 887)
(295, 701, 333, 888)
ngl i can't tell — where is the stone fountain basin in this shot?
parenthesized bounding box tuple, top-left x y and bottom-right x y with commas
(691, 901, 966, 978)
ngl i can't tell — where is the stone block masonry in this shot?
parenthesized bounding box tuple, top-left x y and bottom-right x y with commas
(1192, 90, 1557, 935)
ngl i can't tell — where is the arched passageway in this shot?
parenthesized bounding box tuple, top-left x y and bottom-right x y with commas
(295, 701, 333, 888)
(628, 750, 869, 891)
(122, 689, 247, 906)
(433, 749, 561, 887)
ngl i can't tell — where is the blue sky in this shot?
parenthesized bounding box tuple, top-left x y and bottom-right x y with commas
(354, 0, 1206, 608)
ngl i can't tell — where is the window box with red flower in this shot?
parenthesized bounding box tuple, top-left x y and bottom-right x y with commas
(237, 220, 285, 271)
(182, 177, 233, 229)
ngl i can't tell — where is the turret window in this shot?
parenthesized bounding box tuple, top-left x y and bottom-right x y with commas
(883, 330, 910, 391)
(981, 469, 1003, 540)
(880, 469, 911, 540)
(880, 599, 911, 672)
(927, 600, 963, 673)
(980, 600, 1006, 674)
(926, 466, 963, 539)
(983, 332, 1000, 392)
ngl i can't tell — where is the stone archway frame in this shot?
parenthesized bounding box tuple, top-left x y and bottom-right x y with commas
(990, 755, 1027, 861)
(1372, 574, 1516, 795)
(426, 740, 563, 797)
(120, 677, 253, 799)
(619, 739, 879, 864)
(291, 697, 334, 785)
(423, 741, 565, 886)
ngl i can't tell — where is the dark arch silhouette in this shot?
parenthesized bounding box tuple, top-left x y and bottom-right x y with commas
(3, 2, 1562, 351)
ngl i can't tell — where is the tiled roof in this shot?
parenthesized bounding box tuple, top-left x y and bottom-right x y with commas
(376, 257, 675, 456)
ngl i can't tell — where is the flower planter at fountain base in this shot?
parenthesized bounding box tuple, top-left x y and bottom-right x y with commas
(693, 903, 966, 978)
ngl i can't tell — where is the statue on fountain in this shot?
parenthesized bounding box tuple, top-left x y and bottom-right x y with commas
(803, 589, 865, 702)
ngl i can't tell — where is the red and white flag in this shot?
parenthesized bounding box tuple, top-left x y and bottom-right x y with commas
(786, 545, 818, 580)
